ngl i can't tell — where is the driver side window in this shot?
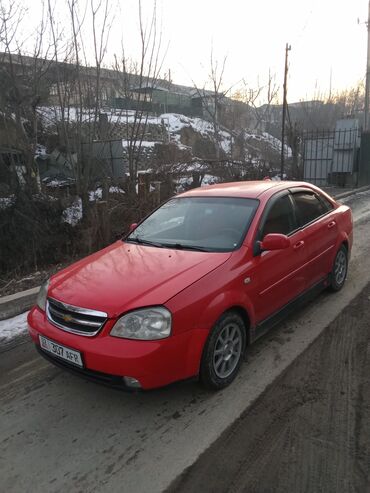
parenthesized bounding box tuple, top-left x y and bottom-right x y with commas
(261, 195, 296, 238)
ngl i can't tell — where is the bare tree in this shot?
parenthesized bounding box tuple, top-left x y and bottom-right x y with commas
(192, 50, 228, 160)
(0, 0, 54, 193)
(112, 0, 165, 196)
(233, 70, 280, 132)
(281, 81, 365, 133)
(46, 0, 115, 214)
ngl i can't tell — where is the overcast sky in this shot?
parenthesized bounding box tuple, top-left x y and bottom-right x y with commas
(120, 0, 368, 103)
(18, 0, 369, 103)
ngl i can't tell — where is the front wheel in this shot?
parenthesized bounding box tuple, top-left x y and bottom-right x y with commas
(200, 311, 247, 390)
(329, 245, 348, 292)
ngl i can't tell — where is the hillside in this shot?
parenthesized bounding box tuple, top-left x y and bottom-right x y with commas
(36, 107, 290, 180)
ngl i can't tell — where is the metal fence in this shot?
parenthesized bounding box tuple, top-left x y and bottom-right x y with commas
(302, 128, 360, 187)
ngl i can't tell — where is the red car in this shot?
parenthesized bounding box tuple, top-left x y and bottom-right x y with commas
(28, 181, 353, 390)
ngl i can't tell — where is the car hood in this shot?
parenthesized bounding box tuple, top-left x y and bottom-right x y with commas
(49, 241, 232, 317)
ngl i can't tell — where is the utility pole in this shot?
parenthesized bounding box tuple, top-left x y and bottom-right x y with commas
(364, 1, 370, 130)
(281, 43, 291, 179)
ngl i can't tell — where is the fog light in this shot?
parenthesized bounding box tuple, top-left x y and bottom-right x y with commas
(123, 376, 141, 389)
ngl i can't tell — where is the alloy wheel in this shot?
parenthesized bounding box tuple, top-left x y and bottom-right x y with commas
(334, 249, 347, 286)
(212, 322, 242, 379)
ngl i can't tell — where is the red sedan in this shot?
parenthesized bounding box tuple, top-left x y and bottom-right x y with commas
(28, 181, 353, 390)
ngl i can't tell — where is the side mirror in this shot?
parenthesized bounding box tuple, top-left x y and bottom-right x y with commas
(259, 233, 290, 251)
(129, 222, 138, 232)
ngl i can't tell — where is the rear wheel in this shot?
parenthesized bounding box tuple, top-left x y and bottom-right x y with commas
(329, 245, 348, 292)
(200, 311, 246, 390)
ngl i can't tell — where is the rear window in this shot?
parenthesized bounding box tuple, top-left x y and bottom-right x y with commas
(319, 194, 334, 212)
(292, 192, 328, 227)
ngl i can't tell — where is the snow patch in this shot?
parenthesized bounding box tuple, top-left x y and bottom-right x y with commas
(122, 140, 157, 148)
(202, 174, 220, 185)
(35, 144, 47, 158)
(0, 312, 29, 345)
(109, 186, 125, 194)
(89, 188, 103, 201)
(37, 106, 290, 162)
(44, 178, 74, 188)
(0, 196, 15, 209)
(262, 132, 292, 157)
(63, 197, 82, 226)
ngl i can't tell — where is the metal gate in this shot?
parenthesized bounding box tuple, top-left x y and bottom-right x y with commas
(302, 124, 360, 187)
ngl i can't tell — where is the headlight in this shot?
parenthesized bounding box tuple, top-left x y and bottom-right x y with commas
(36, 279, 50, 311)
(110, 307, 172, 340)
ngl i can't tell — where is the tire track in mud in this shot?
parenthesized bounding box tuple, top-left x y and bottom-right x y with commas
(168, 284, 370, 493)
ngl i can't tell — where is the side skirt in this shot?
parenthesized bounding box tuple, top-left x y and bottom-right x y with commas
(250, 278, 329, 344)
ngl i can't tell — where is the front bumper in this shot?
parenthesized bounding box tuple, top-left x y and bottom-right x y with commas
(28, 307, 208, 390)
(35, 345, 136, 390)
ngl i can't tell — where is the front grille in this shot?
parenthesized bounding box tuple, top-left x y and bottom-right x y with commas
(46, 297, 108, 337)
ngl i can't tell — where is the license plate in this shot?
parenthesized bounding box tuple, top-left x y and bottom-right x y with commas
(39, 335, 83, 368)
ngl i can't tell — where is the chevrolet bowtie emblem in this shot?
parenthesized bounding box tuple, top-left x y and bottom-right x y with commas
(63, 314, 73, 322)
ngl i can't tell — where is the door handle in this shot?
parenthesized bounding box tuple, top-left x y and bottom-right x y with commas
(327, 221, 336, 229)
(293, 240, 305, 250)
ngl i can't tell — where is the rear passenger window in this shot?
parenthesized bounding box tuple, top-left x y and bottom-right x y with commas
(318, 194, 334, 212)
(293, 192, 328, 227)
(261, 195, 296, 238)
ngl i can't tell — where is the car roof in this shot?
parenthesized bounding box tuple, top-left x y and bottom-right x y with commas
(178, 180, 314, 200)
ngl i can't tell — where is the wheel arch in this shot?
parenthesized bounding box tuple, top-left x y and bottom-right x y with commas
(331, 231, 351, 266)
(222, 305, 252, 345)
(329, 240, 349, 292)
(341, 238, 349, 251)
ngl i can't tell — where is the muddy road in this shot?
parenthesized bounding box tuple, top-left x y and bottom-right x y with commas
(1, 190, 370, 493)
(169, 281, 370, 493)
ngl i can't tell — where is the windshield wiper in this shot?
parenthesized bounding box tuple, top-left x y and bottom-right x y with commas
(160, 242, 210, 252)
(127, 238, 210, 251)
(126, 237, 164, 248)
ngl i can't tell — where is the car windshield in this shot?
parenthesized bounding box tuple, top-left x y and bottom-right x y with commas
(126, 196, 259, 252)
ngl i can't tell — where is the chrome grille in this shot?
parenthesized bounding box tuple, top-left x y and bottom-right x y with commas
(46, 298, 108, 337)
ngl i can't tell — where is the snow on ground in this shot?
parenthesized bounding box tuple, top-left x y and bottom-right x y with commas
(219, 131, 232, 153)
(44, 178, 74, 188)
(202, 174, 220, 185)
(38, 106, 232, 153)
(38, 106, 95, 128)
(0, 311, 29, 345)
(35, 144, 47, 157)
(109, 186, 125, 194)
(175, 172, 220, 192)
(89, 188, 103, 201)
(39, 106, 162, 129)
(271, 173, 288, 181)
(161, 113, 219, 140)
(37, 106, 290, 160)
(88, 186, 125, 201)
(0, 195, 15, 209)
(122, 140, 157, 148)
(262, 132, 292, 157)
(63, 197, 83, 226)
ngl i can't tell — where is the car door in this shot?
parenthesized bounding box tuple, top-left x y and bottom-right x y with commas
(291, 189, 338, 287)
(248, 191, 308, 324)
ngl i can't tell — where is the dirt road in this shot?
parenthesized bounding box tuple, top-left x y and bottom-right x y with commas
(168, 282, 370, 493)
(1, 190, 370, 493)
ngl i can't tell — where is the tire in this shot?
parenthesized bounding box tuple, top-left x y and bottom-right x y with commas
(200, 311, 247, 390)
(329, 245, 348, 292)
